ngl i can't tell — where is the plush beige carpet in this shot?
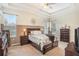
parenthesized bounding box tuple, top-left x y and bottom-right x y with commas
(8, 41, 68, 56)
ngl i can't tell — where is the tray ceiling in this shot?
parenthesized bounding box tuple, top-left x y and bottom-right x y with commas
(1, 3, 74, 14)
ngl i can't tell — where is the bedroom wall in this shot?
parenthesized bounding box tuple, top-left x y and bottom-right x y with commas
(16, 13, 45, 26)
(74, 4, 79, 24)
(51, 4, 79, 42)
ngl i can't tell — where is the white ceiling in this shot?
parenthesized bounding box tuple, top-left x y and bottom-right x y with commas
(1, 3, 75, 14)
(23, 3, 72, 13)
(8, 3, 72, 13)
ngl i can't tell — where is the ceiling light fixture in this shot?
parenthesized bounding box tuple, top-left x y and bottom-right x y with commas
(43, 3, 56, 9)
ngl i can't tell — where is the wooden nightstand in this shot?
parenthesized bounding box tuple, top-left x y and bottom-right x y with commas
(20, 36, 29, 45)
(46, 34, 55, 43)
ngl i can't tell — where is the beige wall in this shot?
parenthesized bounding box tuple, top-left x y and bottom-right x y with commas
(16, 13, 45, 26)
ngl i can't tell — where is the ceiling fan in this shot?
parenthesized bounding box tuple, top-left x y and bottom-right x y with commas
(45, 3, 56, 5)
(44, 3, 56, 9)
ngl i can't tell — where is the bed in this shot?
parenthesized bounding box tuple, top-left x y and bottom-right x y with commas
(27, 27, 54, 54)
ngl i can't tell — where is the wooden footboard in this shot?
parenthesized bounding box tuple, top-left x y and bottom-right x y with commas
(29, 40, 53, 54)
(43, 43, 53, 54)
(30, 40, 41, 51)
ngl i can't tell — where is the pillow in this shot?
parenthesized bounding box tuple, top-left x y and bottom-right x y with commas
(31, 31, 41, 35)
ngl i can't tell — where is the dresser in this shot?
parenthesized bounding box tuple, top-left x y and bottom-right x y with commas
(20, 36, 29, 45)
(60, 29, 70, 42)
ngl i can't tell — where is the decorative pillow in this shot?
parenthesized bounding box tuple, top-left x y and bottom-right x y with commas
(31, 31, 41, 35)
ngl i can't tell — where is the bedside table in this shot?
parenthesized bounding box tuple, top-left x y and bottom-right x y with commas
(46, 34, 55, 43)
(20, 36, 29, 45)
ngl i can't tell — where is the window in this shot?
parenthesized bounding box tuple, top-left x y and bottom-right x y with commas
(4, 13, 16, 38)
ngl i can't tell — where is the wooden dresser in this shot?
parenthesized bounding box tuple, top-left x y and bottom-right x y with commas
(20, 36, 29, 45)
(60, 28, 70, 42)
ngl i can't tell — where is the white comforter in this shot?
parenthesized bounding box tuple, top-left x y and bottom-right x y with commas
(29, 34, 52, 51)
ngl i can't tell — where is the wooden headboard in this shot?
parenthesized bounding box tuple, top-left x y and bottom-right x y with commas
(27, 28, 41, 36)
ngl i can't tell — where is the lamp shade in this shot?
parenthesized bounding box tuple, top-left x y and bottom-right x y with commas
(23, 29, 26, 32)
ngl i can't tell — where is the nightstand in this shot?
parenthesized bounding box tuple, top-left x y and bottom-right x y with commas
(20, 36, 29, 45)
(46, 34, 55, 43)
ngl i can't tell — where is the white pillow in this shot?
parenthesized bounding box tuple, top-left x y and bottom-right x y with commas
(31, 31, 41, 35)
